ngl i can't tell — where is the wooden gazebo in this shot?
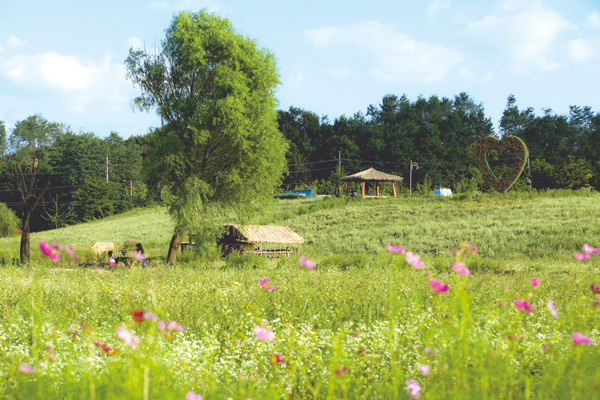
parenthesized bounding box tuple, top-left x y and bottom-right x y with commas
(340, 167, 403, 198)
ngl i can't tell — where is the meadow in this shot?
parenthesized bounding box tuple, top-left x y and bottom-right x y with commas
(1, 191, 600, 399)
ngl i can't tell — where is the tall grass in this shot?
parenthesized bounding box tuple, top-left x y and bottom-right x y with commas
(1, 191, 600, 398)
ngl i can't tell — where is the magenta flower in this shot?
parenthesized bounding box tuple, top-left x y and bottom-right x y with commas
(39, 240, 59, 261)
(574, 252, 591, 261)
(157, 320, 165, 331)
(186, 391, 204, 400)
(386, 243, 406, 254)
(514, 299, 535, 313)
(258, 277, 276, 291)
(429, 278, 449, 293)
(299, 256, 315, 270)
(530, 277, 539, 288)
(547, 300, 559, 319)
(406, 252, 425, 269)
(452, 261, 470, 276)
(418, 364, 430, 377)
(406, 379, 421, 398)
(254, 326, 275, 342)
(592, 284, 600, 294)
(572, 332, 593, 346)
(19, 364, 34, 374)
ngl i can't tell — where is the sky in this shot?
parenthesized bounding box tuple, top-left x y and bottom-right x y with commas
(1, 0, 599, 138)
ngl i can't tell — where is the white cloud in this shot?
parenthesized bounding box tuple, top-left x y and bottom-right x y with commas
(127, 37, 144, 50)
(428, 0, 451, 14)
(7, 35, 27, 49)
(469, 0, 575, 72)
(305, 21, 462, 84)
(1, 51, 133, 116)
(567, 38, 599, 63)
(589, 11, 600, 28)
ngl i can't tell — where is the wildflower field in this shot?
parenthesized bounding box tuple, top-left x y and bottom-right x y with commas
(1, 191, 600, 399)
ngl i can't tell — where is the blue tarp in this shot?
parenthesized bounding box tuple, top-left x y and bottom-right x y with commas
(279, 189, 315, 198)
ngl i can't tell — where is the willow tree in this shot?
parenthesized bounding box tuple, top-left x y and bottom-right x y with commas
(126, 10, 287, 262)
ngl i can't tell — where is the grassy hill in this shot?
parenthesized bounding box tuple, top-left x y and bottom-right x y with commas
(1, 190, 598, 265)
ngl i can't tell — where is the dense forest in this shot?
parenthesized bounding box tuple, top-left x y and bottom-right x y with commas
(0, 93, 599, 232)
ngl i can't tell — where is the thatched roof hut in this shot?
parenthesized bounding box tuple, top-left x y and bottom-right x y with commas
(340, 167, 403, 197)
(220, 225, 304, 258)
(229, 225, 304, 244)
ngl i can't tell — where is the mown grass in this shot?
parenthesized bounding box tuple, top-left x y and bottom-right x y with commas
(1, 191, 600, 399)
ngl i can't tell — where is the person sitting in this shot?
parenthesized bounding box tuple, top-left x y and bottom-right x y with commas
(107, 251, 117, 266)
(134, 243, 147, 267)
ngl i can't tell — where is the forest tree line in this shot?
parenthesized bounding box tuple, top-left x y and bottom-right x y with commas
(1, 92, 599, 232)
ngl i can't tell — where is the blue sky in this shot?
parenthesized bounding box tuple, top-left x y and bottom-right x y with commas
(1, 0, 599, 137)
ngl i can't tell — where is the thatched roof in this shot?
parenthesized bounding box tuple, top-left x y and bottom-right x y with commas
(229, 225, 304, 244)
(340, 167, 403, 182)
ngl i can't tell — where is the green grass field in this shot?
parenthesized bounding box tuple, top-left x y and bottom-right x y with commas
(1, 191, 600, 399)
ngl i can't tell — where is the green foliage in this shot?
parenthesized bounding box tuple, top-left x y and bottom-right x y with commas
(0, 202, 18, 237)
(126, 10, 288, 240)
(75, 179, 115, 221)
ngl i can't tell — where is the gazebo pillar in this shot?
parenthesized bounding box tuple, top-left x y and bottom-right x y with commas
(361, 181, 365, 198)
(392, 182, 397, 197)
(376, 182, 380, 197)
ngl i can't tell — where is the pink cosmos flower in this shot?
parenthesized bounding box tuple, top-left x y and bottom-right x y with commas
(406, 252, 425, 269)
(591, 284, 600, 294)
(299, 256, 315, 270)
(254, 326, 275, 342)
(143, 312, 157, 321)
(39, 240, 59, 261)
(406, 379, 421, 398)
(19, 364, 34, 374)
(452, 261, 470, 276)
(530, 277, 539, 288)
(514, 300, 535, 313)
(547, 300, 559, 319)
(67, 246, 80, 262)
(452, 248, 464, 256)
(116, 326, 140, 348)
(258, 277, 276, 291)
(167, 321, 181, 331)
(418, 364, 430, 377)
(429, 278, 449, 293)
(386, 243, 406, 254)
(157, 320, 165, 331)
(572, 332, 592, 345)
(186, 391, 204, 400)
(574, 252, 591, 261)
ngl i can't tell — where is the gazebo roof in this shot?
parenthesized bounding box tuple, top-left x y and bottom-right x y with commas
(229, 225, 304, 244)
(340, 167, 403, 182)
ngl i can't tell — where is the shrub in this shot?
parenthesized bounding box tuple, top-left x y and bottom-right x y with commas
(0, 202, 18, 237)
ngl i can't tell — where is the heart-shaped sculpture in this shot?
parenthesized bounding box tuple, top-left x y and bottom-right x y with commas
(476, 135, 529, 193)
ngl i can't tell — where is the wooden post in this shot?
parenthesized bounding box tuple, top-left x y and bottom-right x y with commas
(361, 181, 365, 197)
(376, 182, 380, 197)
(392, 182, 397, 197)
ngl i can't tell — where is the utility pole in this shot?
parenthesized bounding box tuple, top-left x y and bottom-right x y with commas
(409, 160, 419, 195)
(106, 155, 109, 182)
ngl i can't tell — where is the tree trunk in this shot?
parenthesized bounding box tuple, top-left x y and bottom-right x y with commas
(166, 233, 182, 263)
(20, 215, 30, 264)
